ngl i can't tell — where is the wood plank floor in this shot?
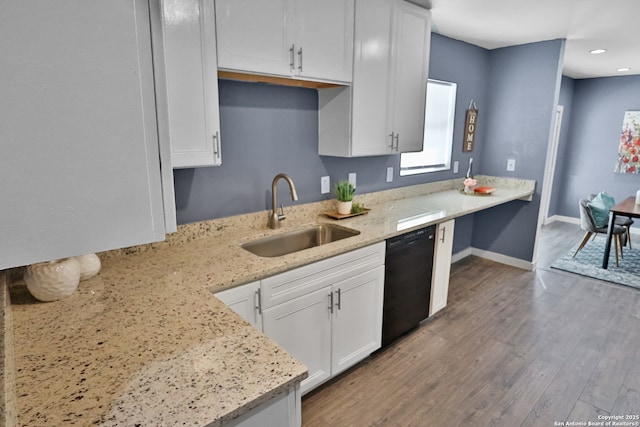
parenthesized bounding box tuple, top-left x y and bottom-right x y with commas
(302, 221, 640, 426)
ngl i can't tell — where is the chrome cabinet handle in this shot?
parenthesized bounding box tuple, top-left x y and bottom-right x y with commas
(328, 292, 334, 313)
(213, 131, 221, 160)
(298, 46, 303, 72)
(394, 133, 400, 151)
(335, 289, 341, 310)
(290, 44, 295, 71)
(389, 132, 395, 150)
(440, 226, 446, 243)
(254, 289, 262, 314)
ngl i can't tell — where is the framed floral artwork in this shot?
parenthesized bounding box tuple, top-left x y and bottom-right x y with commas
(615, 111, 640, 174)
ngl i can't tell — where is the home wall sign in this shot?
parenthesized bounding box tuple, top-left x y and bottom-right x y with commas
(614, 110, 640, 174)
(463, 100, 478, 152)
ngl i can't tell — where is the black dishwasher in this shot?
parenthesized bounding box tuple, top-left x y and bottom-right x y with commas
(382, 225, 436, 348)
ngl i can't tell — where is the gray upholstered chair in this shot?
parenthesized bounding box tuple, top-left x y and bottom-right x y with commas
(589, 193, 633, 248)
(575, 199, 626, 266)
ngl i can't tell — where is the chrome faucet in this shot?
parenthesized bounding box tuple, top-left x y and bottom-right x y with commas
(268, 173, 299, 229)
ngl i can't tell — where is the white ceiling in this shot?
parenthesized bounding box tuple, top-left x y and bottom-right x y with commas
(427, 0, 640, 79)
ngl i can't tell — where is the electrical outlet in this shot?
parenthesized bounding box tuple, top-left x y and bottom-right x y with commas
(453, 161, 459, 174)
(386, 167, 394, 182)
(348, 172, 356, 187)
(321, 176, 330, 194)
(507, 158, 516, 172)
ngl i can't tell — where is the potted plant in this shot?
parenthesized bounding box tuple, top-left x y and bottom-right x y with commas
(334, 180, 356, 215)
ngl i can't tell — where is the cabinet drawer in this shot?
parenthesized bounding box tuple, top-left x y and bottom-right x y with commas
(261, 242, 385, 309)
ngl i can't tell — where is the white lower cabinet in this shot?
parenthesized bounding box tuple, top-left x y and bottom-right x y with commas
(261, 243, 385, 395)
(330, 267, 384, 376)
(263, 287, 333, 393)
(214, 281, 262, 330)
(215, 243, 385, 407)
(225, 384, 301, 427)
(430, 219, 455, 316)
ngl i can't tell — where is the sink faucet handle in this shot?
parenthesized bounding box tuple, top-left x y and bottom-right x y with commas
(268, 173, 297, 229)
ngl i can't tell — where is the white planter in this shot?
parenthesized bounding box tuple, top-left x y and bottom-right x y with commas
(23, 258, 81, 302)
(336, 200, 353, 215)
(74, 253, 101, 280)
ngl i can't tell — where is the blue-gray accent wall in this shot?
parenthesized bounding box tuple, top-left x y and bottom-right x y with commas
(471, 39, 565, 261)
(550, 75, 640, 218)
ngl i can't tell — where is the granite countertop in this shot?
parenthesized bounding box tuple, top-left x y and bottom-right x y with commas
(6, 176, 535, 426)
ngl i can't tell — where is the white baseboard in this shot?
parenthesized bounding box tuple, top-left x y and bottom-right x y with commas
(451, 247, 472, 264)
(546, 215, 579, 225)
(547, 214, 640, 235)
(451, 213, 640, 271)
(471, 248, 535, 271)
(451, 247, 534, 271)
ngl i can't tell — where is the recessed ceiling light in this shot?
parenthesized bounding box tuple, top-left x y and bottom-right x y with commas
(617, 67, 631, 72)
(590, 49, 607, 54)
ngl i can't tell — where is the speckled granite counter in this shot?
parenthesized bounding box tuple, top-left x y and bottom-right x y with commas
(6, 176, 534, 426)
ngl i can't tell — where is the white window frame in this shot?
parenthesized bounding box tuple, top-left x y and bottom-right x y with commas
(400, 79, 457, 176)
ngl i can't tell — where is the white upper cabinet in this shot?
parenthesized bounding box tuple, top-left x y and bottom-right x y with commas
(293, 0, 355, 83)
(0, 0, 169, 270)
(215, 0, 354, 84)
(389, 1, 432, 153)
(152, 0, 222, 168)
(215, 0, 291, 77)
(349, 0, 395, 156)
(318, 0, 431, 157)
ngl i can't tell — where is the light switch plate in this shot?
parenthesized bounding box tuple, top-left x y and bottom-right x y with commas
(507, 158, 516, 172)
(453, 161, 459, 174)
(386, 167, 394, 182)
(321, 176, 330, 194)
(348, 172, 356, 187)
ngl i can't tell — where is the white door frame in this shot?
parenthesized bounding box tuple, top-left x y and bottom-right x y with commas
(540, 105, 564, 225)
(531, 104, 563, 269)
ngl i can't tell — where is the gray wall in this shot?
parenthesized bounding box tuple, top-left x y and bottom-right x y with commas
(551, 75, 640, 218)
(472, 39, 565, 261)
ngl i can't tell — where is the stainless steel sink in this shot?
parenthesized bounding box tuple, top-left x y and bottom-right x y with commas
(241, 224, 360, 257)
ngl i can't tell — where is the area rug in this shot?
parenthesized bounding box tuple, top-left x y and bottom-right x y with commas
(551, 235, 640, 290)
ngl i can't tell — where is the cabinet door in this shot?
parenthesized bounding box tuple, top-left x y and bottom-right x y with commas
(293, 0, 354, 83)
(154, 0, 221, 168)
(349, 0, 395, 156)
(215, 282, 262, 330)
(0, 0, 166, 270)
(263, 288, 332, 395)
(331, 266, 384, 376)
(430, 219, 455, 316)
(388, 1, 431, 153)
(215, 0, 292, 77)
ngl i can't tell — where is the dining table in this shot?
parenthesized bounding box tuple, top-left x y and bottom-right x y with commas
(602, 196, 640, 269)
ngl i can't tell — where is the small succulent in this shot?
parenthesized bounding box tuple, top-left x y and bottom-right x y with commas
(334, 180, 355, 202)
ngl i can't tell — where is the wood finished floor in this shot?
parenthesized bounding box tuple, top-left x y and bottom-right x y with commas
(301, 221, 640, 427)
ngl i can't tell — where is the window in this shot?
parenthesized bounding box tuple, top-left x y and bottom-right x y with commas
(400, 79, 457, 176)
